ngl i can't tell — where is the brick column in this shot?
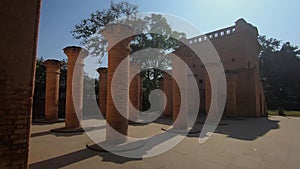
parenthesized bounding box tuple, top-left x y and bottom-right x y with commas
(43, 59, 62, 121)
(140, 74, 144, 111)
(225, 80, 237, 117)
(204, 73, 211, 116)
(103, 24, 134, 144)
(0, 0, 41, 168)
(187, 73, 197, 115)
(163, 71, 172, 117)
(129, 63, 141, 122)
(205, 63, 224, 123)
(172, 57, 188, 130)
(158, 78, 165, 112)
(97, 67, 108, 117)
(64, 46, 88, 129)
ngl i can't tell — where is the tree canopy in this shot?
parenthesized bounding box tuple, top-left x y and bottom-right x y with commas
(71, 1, 185, 109)
(259, 36, 300, 110)
(71, 1, 300, 111)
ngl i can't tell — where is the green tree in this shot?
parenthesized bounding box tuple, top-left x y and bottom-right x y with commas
(34, 57, 46, 98)
(71, 1, 138, 61)
(258, 36, 300, 110)
(71, 1, 185, 109)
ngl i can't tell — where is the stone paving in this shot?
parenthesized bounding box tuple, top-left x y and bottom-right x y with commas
(29, 116, 300, 169)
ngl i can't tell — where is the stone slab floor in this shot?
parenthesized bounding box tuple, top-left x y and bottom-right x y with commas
(29, 116, 300, 169)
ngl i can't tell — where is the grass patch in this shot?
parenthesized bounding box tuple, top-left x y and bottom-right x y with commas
(268, 110, 300, 117)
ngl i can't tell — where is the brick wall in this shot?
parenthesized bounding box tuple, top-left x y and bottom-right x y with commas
(177, 19, 265, 117)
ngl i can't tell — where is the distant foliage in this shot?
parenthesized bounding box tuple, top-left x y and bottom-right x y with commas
(72, 1, 138, 41)
(34, 57, 46, 99)
(259, 36, 300, 110)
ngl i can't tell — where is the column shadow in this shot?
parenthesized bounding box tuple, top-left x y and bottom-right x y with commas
(30, 125, 106, 138)
(185, 117, 280, 140)
(29, 148, 139, 169)
(215, 117, 280, 140)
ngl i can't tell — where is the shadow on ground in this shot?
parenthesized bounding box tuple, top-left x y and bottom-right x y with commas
(30, 130, 85, 137)
(29, 116, 280, 168)
(214, 117, 280, 140)
(30, 124, 106, 138)
(29, 148, 141, 169)
(157, 116, 280, 141)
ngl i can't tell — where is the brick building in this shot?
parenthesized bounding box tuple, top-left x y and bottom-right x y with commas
(0, 0, 267, 167)
(168, 18, 267, 118)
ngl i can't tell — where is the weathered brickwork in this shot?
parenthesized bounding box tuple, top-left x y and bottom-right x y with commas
(0, 86, 33, 169)
(129, 63, 141, 122)
(97, 68, 108, 116)
(163, 71, 173, 117)
(63, 46, 88, 129)
(170, 18, 267, 118)
(44, 60, 62, 121)
(0, 0, 41, 168)
(103, 24, 134, 144)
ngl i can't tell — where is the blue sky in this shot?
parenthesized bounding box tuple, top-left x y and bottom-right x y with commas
(38, 0, 299, 69)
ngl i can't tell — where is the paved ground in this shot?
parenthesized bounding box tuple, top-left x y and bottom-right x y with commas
(29, 116, 300, 169)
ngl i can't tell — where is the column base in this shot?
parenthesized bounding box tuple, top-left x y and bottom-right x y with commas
(128, 120, 149, 125)
(51, 127, 84, 133)
(32, 118, 65, 124)
(159, 115, 172, 119)
(86, 138, 145, 152)
(196, 121, 228, 126)
(161, 127, 201, 134)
